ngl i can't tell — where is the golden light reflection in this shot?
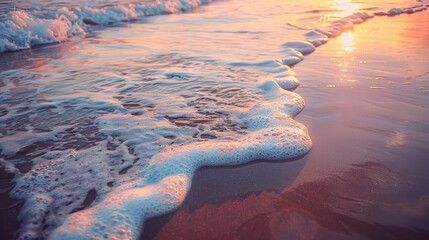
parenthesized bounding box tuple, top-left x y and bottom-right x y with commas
(334, 30, 357, 84)
(333, 0, 363, 17)
(328, 6, 428, 87)
(339, 31, 356, 53)
(385, 131, 405, 148)
(318, 0, 363, 27)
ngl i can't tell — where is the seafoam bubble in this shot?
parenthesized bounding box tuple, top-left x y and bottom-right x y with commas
(275, 57, 302, 67)
(281, 41, 316, 55)
(276, 48, 304, 66)
(229, 60, 285, 68)
(273, 76, 300, 91)
(304, 31, 328, 47)
(229, 60, 292, 74)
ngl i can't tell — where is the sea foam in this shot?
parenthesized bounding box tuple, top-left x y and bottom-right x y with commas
(52, 3, 428, 238)
(49, 74, 312, 240)
(0, 11, 84, 52)
(0, 0, 213, 53)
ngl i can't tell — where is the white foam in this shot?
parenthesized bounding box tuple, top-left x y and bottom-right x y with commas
(12, 143, 136, 239)
(16, 61, 308, 239)
(49, 78, 311, 239)
(304, 31, 328, 47)
(0, 59, 267, 239)
(50, 174, 190, 240)
(276, 48, 304, 66)
(229, 60, 292, 74)
(0, 11, 84, 52)
(272, 76, 300, 91)
(0, 0, 213, 53)
(0, 127, 67, 157)
(281, 41, 316, 55)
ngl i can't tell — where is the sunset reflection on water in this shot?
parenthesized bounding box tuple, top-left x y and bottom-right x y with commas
(339, 31, 356, 54)
(336, 31, 357, 83)
(332, 0, 363, 17)
(317, 0, 363, 26)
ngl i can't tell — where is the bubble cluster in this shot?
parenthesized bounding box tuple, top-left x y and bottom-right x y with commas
(282, 41, 316, 55)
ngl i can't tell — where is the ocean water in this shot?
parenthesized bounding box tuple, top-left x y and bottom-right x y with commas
(0, 0, 428, 239)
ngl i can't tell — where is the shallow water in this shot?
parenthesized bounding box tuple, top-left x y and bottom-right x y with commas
(142, 9, 429, 240)
(0, 0, 428, 239)
(141, 9, 429, 240)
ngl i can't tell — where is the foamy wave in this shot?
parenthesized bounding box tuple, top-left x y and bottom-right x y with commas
(52, 6, 429, 238)
(49, 72, 312, 240)
(0, 0, 213, 53)
(0, 11, 84, 53)
(4, 64, 312, 240)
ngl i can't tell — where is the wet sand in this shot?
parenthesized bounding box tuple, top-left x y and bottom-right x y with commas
(141, 11, 429, 240)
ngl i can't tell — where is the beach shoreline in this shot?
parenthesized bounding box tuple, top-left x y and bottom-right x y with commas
(140, 10, 429, 240)
(0, 1, 428, 239)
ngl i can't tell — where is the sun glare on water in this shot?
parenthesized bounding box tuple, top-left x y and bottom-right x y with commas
(317, 0, 363, 27)
(335, 30, 356, 83)
(333, 0, 363, 17)
(339, 31, 356, 53)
